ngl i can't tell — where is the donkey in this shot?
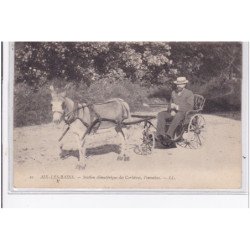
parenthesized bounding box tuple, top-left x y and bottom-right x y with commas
(50, 85, 131, 169)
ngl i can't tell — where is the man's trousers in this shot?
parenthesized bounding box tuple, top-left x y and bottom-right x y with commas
(156, 111, 186, 138)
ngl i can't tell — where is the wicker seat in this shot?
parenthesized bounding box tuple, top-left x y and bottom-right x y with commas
(184, 94, 205, 123)
(193, 94, 206, 111)
(161, 94, 206, 148)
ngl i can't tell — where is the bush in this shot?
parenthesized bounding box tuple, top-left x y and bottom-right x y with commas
(14, 75, 242, 127)
(188, 78, 241, 112)
(14, 79, 164, 127)
(14, 83, 52, 127)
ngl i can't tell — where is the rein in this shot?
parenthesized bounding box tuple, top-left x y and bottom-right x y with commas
(63, 99, 121, 123)
(57, 102, 94, 142)
(56, 99, 124, 142)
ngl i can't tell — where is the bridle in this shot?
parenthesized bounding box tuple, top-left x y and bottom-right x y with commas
(52, 101, 87, 142)
(52, 100, 104, 142)
(51, 108, 65, 124)
(52, 100, 92, 126)
(52, 110, 64, 116)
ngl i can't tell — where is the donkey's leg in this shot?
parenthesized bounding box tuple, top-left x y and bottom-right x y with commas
(58, 124, 68, 159)
(123, 129, 130, 161)
(72, 133, 87, 170)
(115, 126, 129, 161)
(76, 136, 87, 170)
(58, 141, 64, 159)
(71, 120, 87, 170)
(116, 131, 124, 161)
(58, 136, 69, 159)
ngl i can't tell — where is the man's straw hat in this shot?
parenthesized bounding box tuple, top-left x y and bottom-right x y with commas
(174, 76, 189, 85)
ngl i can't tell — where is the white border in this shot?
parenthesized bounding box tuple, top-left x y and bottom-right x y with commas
(0, 42, 2, 207)
(2, 42, 249, 207)
(242, 42, 249, 195)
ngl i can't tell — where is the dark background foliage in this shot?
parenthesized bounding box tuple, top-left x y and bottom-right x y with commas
(14, 42, 242, 127)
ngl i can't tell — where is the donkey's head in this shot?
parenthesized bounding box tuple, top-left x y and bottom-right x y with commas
(50, 85, 66, 124)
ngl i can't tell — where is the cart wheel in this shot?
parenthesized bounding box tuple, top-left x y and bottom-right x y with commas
(176, 114, 206, 149)
(144, 132, 155, 154)
(134, 124, 155, 155)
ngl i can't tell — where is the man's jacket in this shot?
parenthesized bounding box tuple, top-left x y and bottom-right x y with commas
(171, 88, 194, 112)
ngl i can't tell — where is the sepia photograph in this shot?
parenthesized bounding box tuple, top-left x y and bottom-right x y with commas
(2, 2, 250, 249)
(11, 42, 244, 190)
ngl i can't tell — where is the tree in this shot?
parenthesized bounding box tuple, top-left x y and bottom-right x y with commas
(15, 42, 173, 88)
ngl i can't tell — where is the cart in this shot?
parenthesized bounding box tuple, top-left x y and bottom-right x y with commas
(60, 94, 206, 156)
(131, 94, 206, 154)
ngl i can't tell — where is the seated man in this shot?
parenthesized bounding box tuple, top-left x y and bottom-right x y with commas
(156, 76, 194, 141)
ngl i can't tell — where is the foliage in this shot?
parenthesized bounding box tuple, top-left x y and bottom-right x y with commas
(14, 79, 159, 127)
(14, 83, 52, 127)
(170, 42, 242, 82)
(14, 42, 242, 127)
(15, 42, 173, 88)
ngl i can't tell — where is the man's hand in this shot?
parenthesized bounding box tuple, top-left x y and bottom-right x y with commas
(171, 103, 179, 110)
(171, 110, 176, 116)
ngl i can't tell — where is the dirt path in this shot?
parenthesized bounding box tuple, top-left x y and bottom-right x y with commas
(13, 114, 242, 190)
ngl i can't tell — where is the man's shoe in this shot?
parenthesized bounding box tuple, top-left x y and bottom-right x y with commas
(155, 134, 163, 141)
(156, 134, 172, 142)
(165, 135, 173, 141)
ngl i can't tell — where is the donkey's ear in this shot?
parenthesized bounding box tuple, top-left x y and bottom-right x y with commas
(64, 83, 71, 90)
(64, 84, 69, 90)
(49, 85, 55, 92)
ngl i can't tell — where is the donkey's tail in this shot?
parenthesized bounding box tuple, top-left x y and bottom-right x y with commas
(120, 100, 131, 120)
(105, 98, 131, 120)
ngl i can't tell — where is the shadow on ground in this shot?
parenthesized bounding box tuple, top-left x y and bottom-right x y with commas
(154, 141, 176, 150)
(60, 144, 121, 160)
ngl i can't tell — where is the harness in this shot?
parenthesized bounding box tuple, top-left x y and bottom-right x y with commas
(58, 101, 103, 142)
(57, 98, 128, 145)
